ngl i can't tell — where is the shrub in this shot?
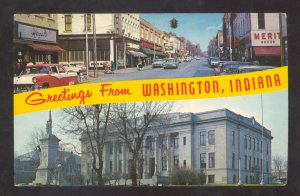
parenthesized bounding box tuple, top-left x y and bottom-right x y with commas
(170, 167, 206, 185)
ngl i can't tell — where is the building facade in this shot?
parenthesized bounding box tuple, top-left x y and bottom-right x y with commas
(81, 109, 272, 185)
(232, 13, 282, 65)
(140, 18, 165, 64)
(13, 14, 64, 75)
(57, 14, 143, 69)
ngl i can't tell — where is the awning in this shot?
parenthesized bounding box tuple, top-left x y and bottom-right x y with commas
(253, 47, 280, 56)
(141, 48, 165, 57)
(128, 50, 147, 57)
(28, 43, 65, 52)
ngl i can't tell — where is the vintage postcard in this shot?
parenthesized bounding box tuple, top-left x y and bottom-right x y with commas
(13, 13, 288, 187)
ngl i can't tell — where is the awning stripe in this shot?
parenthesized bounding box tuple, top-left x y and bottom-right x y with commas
(28, 43, 65, 52)
(253, 47, 281, 56)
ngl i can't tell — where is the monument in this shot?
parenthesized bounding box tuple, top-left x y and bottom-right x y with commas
(33, 111, 61, 185)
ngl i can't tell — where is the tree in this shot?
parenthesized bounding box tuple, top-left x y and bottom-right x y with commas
(61, 104, 111, 186)
(112, 101, 173, 186)
(272, 155, 287, 180)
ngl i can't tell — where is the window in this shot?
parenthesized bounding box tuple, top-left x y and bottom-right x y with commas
(183, 137, 186, 146)
(200, 131, 206, 145)
(162, 137, 167, 148)
(209, 153, 215, 168)
(267, 144, 269, 155)
(249, 136, 251, 150)
(257, 140, 259, 152)
(51, 66, 58, 73)
(174, 137, 179, 148)
(119, 160, 122, 173)
(232, 131, 235, 146)
(233, 175, 236, 184)
(85, 14, 92, 31)
(65, 15, 72, 32)
(119, 143, 122, 153)
(200, 153, 206, 169)
(150, 139, 155, 150)
(232, 153, 235, 169)
(258, 13, 265, 29)
(110, 144, 113, 155)
(110, 161, 113, 172)
(257, 158, 259, 167)
(244, 135, 247, 149)
(208, 175, 215, 183)
(266, 161, 269, 173)
(249, 156, 251, 170)
(253, 138, 255, 151)
(58, 66, 65, 73)
(174, 155, 179, 168)
(245, 176, 248, 184)
(244, 155, 247, 170)
(162, 156, 167, 170)
(208, 131, 215, 145)
(183, 160, 186, 168)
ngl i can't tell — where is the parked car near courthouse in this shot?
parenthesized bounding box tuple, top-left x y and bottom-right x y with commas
(14, 64, 79, 93)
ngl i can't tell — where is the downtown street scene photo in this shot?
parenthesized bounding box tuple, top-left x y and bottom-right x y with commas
(13, 13, 288, 187)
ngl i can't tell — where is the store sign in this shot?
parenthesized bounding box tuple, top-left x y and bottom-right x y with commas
(251, 31, 280, 46)
(18, 24, 57, 43)
(164, 44, 174, 52)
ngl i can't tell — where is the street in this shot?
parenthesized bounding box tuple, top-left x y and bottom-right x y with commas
(85, 58, 214, 83)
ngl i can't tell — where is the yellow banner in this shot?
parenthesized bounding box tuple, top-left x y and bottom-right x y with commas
(14, 66, 288, 116)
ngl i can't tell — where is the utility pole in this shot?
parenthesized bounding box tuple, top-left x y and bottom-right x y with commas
(85, 14, 89, 79)
(93, 13, 97, 78)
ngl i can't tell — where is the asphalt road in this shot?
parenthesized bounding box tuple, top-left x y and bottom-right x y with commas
(85, 58, 214, 83)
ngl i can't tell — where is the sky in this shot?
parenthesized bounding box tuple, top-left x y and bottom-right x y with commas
(14, 90, 288, 161)
(141, 13, 224, 51)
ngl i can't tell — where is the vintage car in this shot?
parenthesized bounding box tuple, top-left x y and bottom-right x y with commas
(152, 59, 166, 68)
(163, 58, 179, 69)
(237, 65, 277, 73)
(14, 64, 79, 93)
(63, 63, 87, 76)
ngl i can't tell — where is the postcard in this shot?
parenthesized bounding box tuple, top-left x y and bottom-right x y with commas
(13, 13, 288, 187)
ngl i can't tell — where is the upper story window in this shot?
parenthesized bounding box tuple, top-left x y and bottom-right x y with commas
(85, 14, 92, 31)
(174, 137, 179, 148)
(258, 13, 265, 29)
(244, 135, 247, 149)
(183, 137, 186, 146)
(200, 131, 206, 146)
(65, 15, 72, 32)
(232, 131, 235, 146)
(208, 130, 215, 145)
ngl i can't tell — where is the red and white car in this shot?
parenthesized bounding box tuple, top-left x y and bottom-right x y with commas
(14, 64, 79, 93)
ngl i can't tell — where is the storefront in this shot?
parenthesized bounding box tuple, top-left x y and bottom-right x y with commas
(140, 40, 165, 64)
(14, 22, 64, 74)
(250, 31, 281, 66)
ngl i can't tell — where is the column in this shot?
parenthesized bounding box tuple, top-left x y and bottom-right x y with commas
(113, 142, 117, 173)
(122, 143, 127, 177)
(154, 136, 159, 175)
(143, 138, 147, 178)
(166, 134, 170, 173)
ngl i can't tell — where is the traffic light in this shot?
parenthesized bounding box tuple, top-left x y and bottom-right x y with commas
(170, 18, 178, 29)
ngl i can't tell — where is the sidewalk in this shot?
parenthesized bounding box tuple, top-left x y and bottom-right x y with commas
(83, 64, 152, 82)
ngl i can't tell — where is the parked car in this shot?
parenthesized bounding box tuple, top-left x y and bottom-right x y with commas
(152, 59, 166, 68)
(237, 65, 277, 73)
(14, 64, 79, 93)
(209, 57, 221, 68)
(63, 63, 87, 76)
(163, 58, 179, 69)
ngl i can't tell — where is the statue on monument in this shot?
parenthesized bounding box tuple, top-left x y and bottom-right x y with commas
(46, 110, 52, 136)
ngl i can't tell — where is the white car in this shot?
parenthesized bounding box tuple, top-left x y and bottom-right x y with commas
(63, 63, 87, 75)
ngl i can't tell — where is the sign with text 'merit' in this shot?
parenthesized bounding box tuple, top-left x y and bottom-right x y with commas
(14, 66, 288, 116)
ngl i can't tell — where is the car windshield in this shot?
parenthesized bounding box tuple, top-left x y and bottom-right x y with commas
(154, 59, 164, 62)
(25, 66, 50, 74)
